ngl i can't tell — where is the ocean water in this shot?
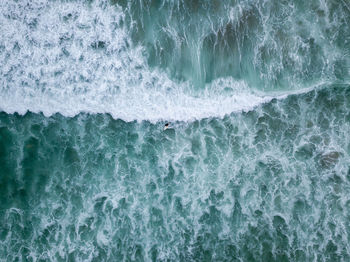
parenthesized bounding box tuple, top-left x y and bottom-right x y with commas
(0, 0, 350, 261)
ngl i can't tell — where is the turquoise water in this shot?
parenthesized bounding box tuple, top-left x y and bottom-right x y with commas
(1, 0, 350, 261)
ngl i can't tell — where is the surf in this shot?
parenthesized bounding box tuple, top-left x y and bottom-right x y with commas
(1, 0, 348, 122)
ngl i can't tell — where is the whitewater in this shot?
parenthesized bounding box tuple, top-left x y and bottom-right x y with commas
(1, 1, 345, 121)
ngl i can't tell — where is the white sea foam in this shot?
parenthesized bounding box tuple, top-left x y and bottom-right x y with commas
(0, 0, 317, 122)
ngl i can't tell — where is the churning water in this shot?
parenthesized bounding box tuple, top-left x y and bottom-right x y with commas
(0, 0, 350, 261)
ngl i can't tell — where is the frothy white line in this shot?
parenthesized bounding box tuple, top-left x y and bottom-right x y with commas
(0, 78, 323, 122)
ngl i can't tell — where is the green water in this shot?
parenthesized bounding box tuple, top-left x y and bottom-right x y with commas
(1, 86, 350, 261)
(1, 0, 350, 261)
(122, 0, 350, 89)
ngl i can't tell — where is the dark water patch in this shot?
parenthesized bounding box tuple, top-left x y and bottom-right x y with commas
(112, 0, 350, 89)
(319, 151, 342, 169)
